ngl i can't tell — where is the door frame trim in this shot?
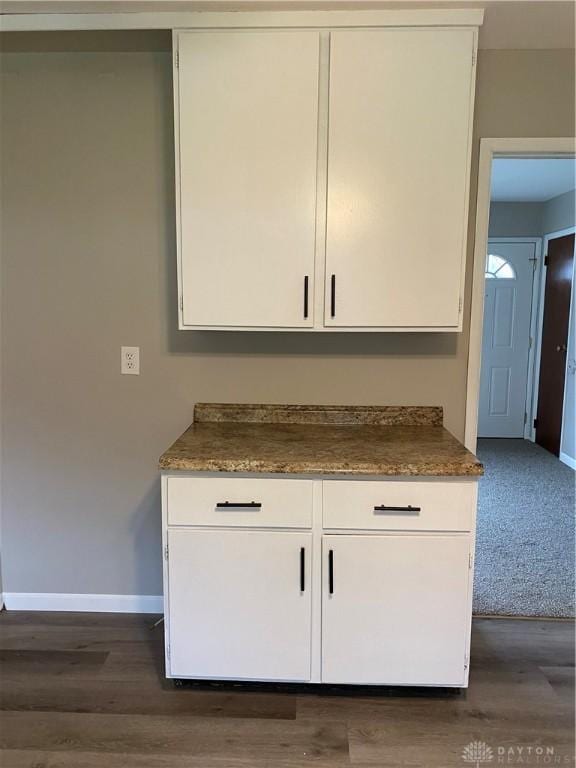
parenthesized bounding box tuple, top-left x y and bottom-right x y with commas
(464, 137, 575, 452)
(483, 237, 543, 440)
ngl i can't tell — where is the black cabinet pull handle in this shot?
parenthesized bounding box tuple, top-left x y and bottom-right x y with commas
(300, 547, 305, 592)
(304, 276, 309, 319)
(373, 504, 421, 514)
(330, 274, 336, 318)
(216, 501, 262, 509)
(328, 549, 334, 595)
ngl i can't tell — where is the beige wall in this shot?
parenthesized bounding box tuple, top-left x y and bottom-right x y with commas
(543, 188, 576, 235)
(488, 201, 544, 237)
(1, 38, 574, 596)
(489, 189, 575, 238)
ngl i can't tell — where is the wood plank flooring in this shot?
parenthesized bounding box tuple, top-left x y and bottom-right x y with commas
(0, 613, 573, 767)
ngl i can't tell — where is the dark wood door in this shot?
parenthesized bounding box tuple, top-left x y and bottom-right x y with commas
(536, 234, 574, 456)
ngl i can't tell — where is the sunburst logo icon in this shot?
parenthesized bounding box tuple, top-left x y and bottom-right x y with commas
(462, 741, 494, 767)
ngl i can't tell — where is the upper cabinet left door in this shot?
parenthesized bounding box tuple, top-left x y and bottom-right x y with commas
(175, 31, 320, 329)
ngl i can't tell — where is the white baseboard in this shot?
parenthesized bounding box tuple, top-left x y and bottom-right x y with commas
(559, 451, 576, 469)
(560, 452, 576, 470)
(3, 592, 163, 613)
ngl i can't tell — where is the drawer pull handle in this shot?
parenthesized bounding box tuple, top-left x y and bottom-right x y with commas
(373, 504, 421, 514)
(328, 549, 334, 595)
(304, 276, 309, 319)
(300, 547, 305, 592)
(216, 501, 262, 509)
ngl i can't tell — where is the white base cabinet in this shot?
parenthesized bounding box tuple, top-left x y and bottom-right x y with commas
(321, 535, 471, 686)
(168, 529, 312, 681)
(162, 474, 477, 687)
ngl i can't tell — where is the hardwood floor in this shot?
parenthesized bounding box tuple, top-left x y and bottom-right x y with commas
(0, 613, 573, 767)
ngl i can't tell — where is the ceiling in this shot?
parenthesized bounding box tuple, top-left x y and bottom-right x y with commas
(0, 1, 574, 50)
(491, 158, 576, 203)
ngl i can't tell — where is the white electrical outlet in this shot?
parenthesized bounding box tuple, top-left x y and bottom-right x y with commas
(121, 346, 140, 375)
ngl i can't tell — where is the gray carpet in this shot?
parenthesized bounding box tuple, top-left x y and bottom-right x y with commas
(473, 439, 575, 618)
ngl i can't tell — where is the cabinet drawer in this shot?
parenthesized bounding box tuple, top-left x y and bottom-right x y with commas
(323, 480, 474, 532)
(167, 477, 313, 528)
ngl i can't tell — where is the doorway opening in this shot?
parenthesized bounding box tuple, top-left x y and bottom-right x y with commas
(479, 157, 575, 462)
(468, 143, 575, 618)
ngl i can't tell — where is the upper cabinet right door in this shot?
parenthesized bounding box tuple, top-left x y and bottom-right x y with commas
(325, 29, 476, 329)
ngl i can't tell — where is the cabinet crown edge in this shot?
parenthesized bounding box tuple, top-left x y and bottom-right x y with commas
(171, 9, 484, 30)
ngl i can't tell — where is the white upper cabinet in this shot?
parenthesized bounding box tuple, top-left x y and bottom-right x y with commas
(176, 31, 320, 328)
(174, 16, 480, 331)
(325, 29, 476, 329)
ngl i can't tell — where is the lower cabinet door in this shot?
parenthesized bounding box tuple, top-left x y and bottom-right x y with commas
(168, 529, 312, 681)
(322, 534, 471, 686)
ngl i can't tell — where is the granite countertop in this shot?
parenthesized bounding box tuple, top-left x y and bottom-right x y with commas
(159, 404, 483, 477)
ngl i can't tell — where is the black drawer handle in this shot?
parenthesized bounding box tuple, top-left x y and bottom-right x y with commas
(300, 547, 305, 592)
(328, 549, 334, 595)
(373, 504, 421, 514)
(304, 276, 309, 319)
(216, 501, 262, 509)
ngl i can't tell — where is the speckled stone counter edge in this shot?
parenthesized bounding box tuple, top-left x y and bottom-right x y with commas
(159, 456, 483, 476)
(194, 403, 443, 427)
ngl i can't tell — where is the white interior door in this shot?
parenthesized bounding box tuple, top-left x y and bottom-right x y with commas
(478, 241, 536, 437)
(324, 28, 475, 327)
(322, 535, 471, 685)
(177, 31, 319, 328)
(168, 529, 312, 681)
